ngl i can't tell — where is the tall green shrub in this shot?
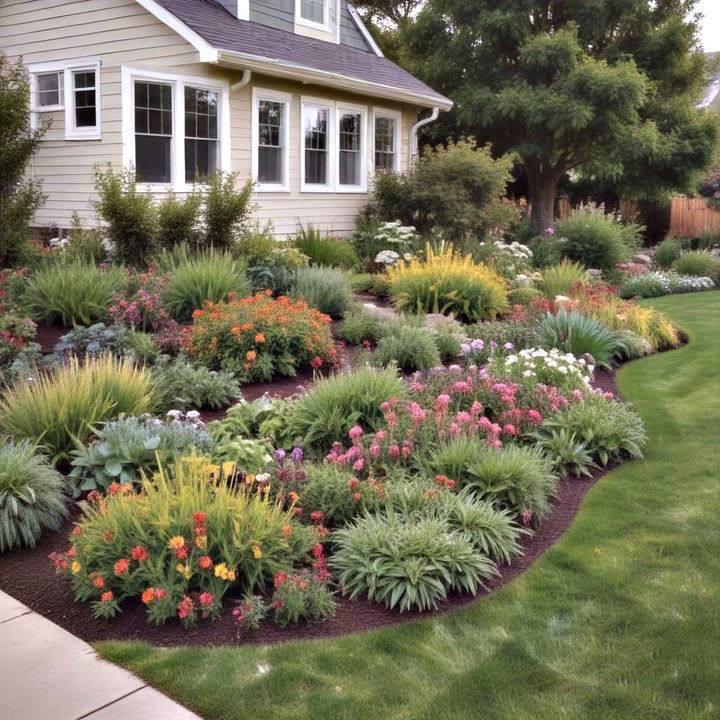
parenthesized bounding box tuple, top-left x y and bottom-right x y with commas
(203, 172, 254, 250)
(157, 190, 202, 250)
(0, 56, 46, 266)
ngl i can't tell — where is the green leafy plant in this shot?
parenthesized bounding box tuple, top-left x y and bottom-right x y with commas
(287, 366, 406, 453)
(673, 251, 720, 283)
(331, 513, 497, 612)
(374, 319, 441, 372)
(161, 248, 250, 321)
(0, 354, 154, 461)
(538, 393, 647, 466)
(69, 413, 212, 495)
(337, 304, 385, 345)
(533, 427, 597, 478)
(53, 323, 132, 358)
(555, 205, 641, 274)
(537, 259, 588, 298)
(94, 166, 158, 267)
(0, 440, 67, 553)
(22, 262, 126, 326)
(300, 464, 365, 528)
(157, 190, 202, 250)
(202, 172, 254, 251)
(426, 439, 558, 522)
(291, 266, 353, 318)
(150, 359, 240, 412)
(432, 323, 463, 363)
(654, 236, 683, 268)
(466, 320, 535, 363)
(295, 225, 359, 268)
(271, 570, 337, 627)
(534, 309, 628, 369)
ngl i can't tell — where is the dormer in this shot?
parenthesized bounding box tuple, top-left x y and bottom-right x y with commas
(294, 0, 338, 43)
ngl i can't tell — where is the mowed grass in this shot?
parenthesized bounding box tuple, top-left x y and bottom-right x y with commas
(98, 292, 720, 720)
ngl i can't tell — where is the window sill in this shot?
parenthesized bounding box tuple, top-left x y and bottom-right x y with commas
(256, 183, 290, 193)
(65, 130, 102, 141)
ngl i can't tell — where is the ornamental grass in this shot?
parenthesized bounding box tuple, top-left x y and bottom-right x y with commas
(0, 354, 153, 461)
(386, 243, 509, 322)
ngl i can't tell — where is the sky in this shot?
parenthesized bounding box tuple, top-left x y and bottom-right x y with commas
(696, 0, 720, 52)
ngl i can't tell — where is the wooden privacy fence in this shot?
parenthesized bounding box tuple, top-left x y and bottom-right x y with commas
(668, 197, 720, 237)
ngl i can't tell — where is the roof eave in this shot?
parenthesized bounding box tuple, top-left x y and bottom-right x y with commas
(215, 49, 453, 110)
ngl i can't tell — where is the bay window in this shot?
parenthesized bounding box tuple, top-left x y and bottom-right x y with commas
(252, 88, 290, 191)
(122, 67, 229, 190)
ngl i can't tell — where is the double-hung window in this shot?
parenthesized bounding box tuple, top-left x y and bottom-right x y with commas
(301, 98, 368, 193)
(373, 109, 401, 172)
(297, 0, 329, 30)
(123, 68, 228, 190)
(302, 102, 331, 190)
(35, 72, 63, 109)
(252, 88, 290, 191)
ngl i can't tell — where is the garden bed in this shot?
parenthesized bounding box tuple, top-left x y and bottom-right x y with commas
(0, 371, 620, 648)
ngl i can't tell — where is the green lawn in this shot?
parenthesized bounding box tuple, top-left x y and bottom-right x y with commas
(99, 292, 720, 720)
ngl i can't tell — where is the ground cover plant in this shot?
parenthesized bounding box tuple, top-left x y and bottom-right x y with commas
(97, 292, 720, 720)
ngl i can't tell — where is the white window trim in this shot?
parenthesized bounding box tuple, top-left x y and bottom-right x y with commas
(300, 96, 335, 193)
(300, 96, 369, 194)
(295, 0, 331, 33)
(64, 61, 102, 140)
(251, 87, 291, 193)
(336, 102, 368, 193)
(29, 66, 64, 115)
(372, 107, 402, 173)
(121, 66, 231, 193)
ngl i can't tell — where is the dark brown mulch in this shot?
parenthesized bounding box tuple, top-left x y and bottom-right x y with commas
(0, 372, 622, 648)
(35, 322, 69, 354)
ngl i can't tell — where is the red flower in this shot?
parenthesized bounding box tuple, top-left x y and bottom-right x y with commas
(348, 478, 359, 491)
(71, 525, 82, 537)
(108, 482, 122, 494)
(311, 543, 324, 559)
(102, 530, 113, 542)
(310, 356, 323, 369)
(199, 592, 214, 607)
(154, 588, 167, 600)
(131, 545, 148, 562)
(274, 571, 288, 589)
(92, 575, 105, 589)
(100, 591, 114, 602)
(177, 596, 194, 620)
(283, 525, 292, 538)
(198, 555, 213, 570)
(352, 492, 362, 501)
(174, 544, 189, 560)
(193, 511, 207, 527)
(113, 558, 129, 576)
(86, 491, 102, 504)
(310, 510, 324, 525)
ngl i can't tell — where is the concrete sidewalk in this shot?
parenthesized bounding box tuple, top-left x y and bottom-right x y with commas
(0, 590, 202, 720)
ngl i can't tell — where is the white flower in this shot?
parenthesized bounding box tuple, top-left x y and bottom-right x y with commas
(186, 410, 200, 420)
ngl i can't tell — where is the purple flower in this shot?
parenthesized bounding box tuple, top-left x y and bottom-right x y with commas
(291, 447, 304, 464)
(275, 448, 286, 463)
(504, 342, 514, 350)
(546, 227, 555, 235)
(489, 341, 498, 349)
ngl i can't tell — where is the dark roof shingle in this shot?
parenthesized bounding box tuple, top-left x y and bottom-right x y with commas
(152, 0, 450, 106)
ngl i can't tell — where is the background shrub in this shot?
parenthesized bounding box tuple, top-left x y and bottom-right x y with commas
(0, 354, 153, 460)
(22, 262, 126, 326)
(375, 319, 441, 372)
(157, 190, 202, 250)
(295, 225, 359, 268)
(369, 139, 515, 243)
(53, 323, 132, 358)
(287, 365, 406, 453)
(655, 236, 683, 268)
(95, 166, 158, 267)
(291, 266, 352, 318)
(0, 440, 67, 553)
(202, 172, 254, 251)
(673, 251, 720, 283)
(387, 243, 508, 322)
(433, 323, 463, 363)
(338, 304, 384, 345)
(161, 248, 249, 321)
(555, 205, 641, 273)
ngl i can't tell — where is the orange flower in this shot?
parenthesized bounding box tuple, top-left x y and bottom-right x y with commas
(168, 536, 185, 550)
(92, 575, 105, 589)
(131, 545, 148, 562)
(191, 309, 204, 318)
(101, 591, 114, 602)
(198, 555, 213, 570)
(113, 558, 129, 575)
(102, 530, 113, 542)
(246, 350, 256, 361)
(71, 525, 82, 537)
(283, 525, 292, 538)
(254, 333, 265, 343)
(141, 588, 155, 605)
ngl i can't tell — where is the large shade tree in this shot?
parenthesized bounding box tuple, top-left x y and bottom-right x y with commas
(404, 0, 719, 229)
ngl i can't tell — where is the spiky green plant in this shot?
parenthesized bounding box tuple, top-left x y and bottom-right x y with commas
(0, 440, 68, 553)
(537, 259, 587, 298)
(374, 319, 441, 372)
(161, 247, 249, 321)
(291, 266, 353, 318)
(0, 354, 153, 461)
(22, 261, 126, 325)
(295, 225, 359, 268)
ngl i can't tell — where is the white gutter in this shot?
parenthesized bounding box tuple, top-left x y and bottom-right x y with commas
(215, 50, 453, 110)
(410, 107, 440, 159)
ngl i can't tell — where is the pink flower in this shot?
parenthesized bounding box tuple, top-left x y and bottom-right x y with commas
(199, 592, 214, 607)
(352, 458, 365, 472)
(603, 392, 614, 400)
(522, 509, 533, 525)
(389, 444, 400, 460)
(348, 425, 363, 442)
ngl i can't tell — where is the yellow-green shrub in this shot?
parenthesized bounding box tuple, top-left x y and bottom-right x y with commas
(387, 243, 509, 322)
(0, 354, 153, 461)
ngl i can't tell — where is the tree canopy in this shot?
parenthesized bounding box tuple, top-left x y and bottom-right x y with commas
(395, 0, 719, 228)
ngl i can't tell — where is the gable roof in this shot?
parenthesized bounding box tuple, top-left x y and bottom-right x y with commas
(140, 0, 452, 109)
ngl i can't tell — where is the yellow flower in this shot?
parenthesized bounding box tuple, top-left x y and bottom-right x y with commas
(222, 461, 236, 477)
(71, 561, 82, 574)
(214, 562, 229, 579)
(195, 535, 207, 550)
(244, 474, 255, 485)
(176, 563, 185, 573)
(227, 569, 236, 581)
(205, 464, 220, 477)
(168, 536, 185, 550)
(251, 544, 262, 559)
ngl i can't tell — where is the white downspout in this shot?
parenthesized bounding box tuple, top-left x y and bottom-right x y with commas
(231, 69, 252, 91)
(410, 107, 440, 161)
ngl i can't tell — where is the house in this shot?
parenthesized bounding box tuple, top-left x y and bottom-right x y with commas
(0, 0, 451, 236)
(700, 52, 720, 111)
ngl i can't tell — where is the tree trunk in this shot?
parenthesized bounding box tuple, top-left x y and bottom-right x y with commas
(527, 169, 560, 232)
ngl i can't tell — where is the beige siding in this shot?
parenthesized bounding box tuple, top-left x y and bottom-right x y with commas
(1, 0, 421, 236)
